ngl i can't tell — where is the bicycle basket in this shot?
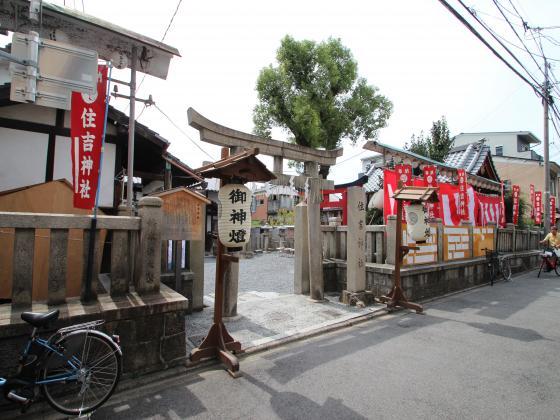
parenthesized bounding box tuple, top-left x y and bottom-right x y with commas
(484, 249, 498, 261)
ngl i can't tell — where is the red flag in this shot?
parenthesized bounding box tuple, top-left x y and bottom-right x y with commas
(423, 166, 437, 187)
(512, 185, 520, 225)
(530, 184, 535, 219)
(535, 191, 542, 225)
(551, 196, 556, 226)
(71, 65, 108, 209)
(395, 164, 412, 187)
(457, 169, 468, 218)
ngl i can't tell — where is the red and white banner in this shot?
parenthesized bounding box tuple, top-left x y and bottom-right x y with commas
(457, 169, 468, 218)
(512, 185, 520, 225)
(71, 65, 108, 209)
(530, 184, 535, 219)
(383, 169, 501, 227)
(423, 166, 437, 187)
(550, 196, 556, 226)
(395, 164, 412, 187)
(478, 194, 502, 226)
(423, 166, 437, 219)
(535, 191, 542, 225)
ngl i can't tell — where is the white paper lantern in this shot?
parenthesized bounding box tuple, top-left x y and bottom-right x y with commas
(368, 190, 383, 210)
(405, 203, 429, 242)
(110, 51, 129, 69)
(217, 184, 252, 247)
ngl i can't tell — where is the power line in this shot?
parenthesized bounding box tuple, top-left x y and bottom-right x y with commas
(437, 0, 544, 101)
(463, 3, 542, 87)
(332, 149, 368, 167)
(153, 104, 214, 160)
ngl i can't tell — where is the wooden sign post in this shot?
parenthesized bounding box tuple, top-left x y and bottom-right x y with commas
(189, 148, 275, 377)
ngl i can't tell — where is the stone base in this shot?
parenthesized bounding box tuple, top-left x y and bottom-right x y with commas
(341, 290, 376, 307)
(161, 271, 193, 313)
(0, 284, 188, 381)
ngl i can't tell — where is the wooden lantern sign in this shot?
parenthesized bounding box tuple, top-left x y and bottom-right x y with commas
(218, 184, 252, 246)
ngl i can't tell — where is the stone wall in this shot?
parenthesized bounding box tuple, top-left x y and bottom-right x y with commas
(0, 284, 188, 380)
(324, 250, 541, 301)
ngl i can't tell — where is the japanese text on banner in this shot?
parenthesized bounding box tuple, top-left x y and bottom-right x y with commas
(457, 169, 468, 218)
(535, 191, 542, 225)
(70, 65, 108, 209)
(512, 185, 520, 225)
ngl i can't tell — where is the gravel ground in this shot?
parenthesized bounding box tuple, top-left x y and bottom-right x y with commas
(204, 252, 295, 296)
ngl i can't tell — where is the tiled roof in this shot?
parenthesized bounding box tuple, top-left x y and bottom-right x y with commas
(444, 141, 499, 179)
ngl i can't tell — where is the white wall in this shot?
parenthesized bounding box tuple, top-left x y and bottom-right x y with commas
(53, 136, 116, 207)
(0, 127, 48, 191)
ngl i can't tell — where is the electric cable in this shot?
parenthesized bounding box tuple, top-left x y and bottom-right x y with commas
(153, 104, 214, 160)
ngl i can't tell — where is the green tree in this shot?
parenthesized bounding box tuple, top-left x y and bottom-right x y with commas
(405, 117, 453, 163)
(253, 35, 393, 177)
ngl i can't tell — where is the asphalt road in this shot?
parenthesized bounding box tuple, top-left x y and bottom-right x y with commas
(27, 270, 560, 419)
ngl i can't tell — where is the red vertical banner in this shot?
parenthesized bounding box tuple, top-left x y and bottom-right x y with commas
(423, 165, 437, 219)
(71, 65, 108, 210)
(423, 166, 437, 187)
(512, 185, 520, 225)
(550, 196, 556, 227)
(457, 169, 468, 218)
(529, 184, 535, 219)
(535, 191, 542, 225)
(395, 164, 412, 187)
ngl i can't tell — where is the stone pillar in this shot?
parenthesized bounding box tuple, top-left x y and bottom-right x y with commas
(385, 215, 397, 265)
(345, 187, 366, 293)
(294, 202, 309, 294)
(190, 239, 205, 311)
(223, 252, 239, 317)
(307, 177, 324, 301)
(111, 205, 130, 297)
(434, 218, 444, 263)
(137, 196, 163, 294)
(461, 220, 474, 259)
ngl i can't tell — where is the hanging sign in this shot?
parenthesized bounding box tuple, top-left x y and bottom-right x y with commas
(530, 184, 535, 219)
(499, 182, 506, 227)
(551, 196, 556, 226)
(423, 166, 437, 219)
(423, 166, 437, 187)
(535, 191, 542, 225)
(512, 185, 520, 225)
(395, 164, 412, 187)
(70, 65, 108, 209)
(218, 184, 252, 247)
(457, 169, 468, 218)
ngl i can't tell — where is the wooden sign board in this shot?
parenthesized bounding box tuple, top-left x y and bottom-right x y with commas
(402, 224, 438, 266)
(473, 226, 495, 257)
(443, 226, 470, 261)
(153, 188, 210, 241)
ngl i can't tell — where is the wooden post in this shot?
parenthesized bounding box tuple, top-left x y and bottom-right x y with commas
(48, 229, 68, 305)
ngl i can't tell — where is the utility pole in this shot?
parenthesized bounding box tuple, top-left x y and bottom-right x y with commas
(126, 46, 137, 211)
(544, 58, 551, 232)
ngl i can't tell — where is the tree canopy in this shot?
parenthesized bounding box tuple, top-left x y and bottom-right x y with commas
(404, 117, 453, 163)
(253, 36, 393, 166)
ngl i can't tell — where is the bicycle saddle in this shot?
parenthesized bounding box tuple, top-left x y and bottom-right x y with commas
(21, 310, 60, 328)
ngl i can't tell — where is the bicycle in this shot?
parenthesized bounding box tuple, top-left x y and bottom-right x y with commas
(482, 248, 512, 286)
(0, 309, 122, 416)
(537, 247, 560, 278)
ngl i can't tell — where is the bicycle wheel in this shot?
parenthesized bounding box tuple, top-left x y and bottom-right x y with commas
(501, 258, 512, 281)
(487, 262, 495, 286)
(41, 330, 121, 415)
(554, 260, 560, 277)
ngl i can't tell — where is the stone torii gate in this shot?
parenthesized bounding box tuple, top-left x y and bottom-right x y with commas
(188, 108, 343, 307)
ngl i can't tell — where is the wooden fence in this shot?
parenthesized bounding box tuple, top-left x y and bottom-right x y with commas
(0, 197, 163, 308)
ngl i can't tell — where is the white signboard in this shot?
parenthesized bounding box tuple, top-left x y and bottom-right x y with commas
(218, 184, 252, 247)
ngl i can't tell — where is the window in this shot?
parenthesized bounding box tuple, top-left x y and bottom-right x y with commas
(495, 145, 503, 156)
